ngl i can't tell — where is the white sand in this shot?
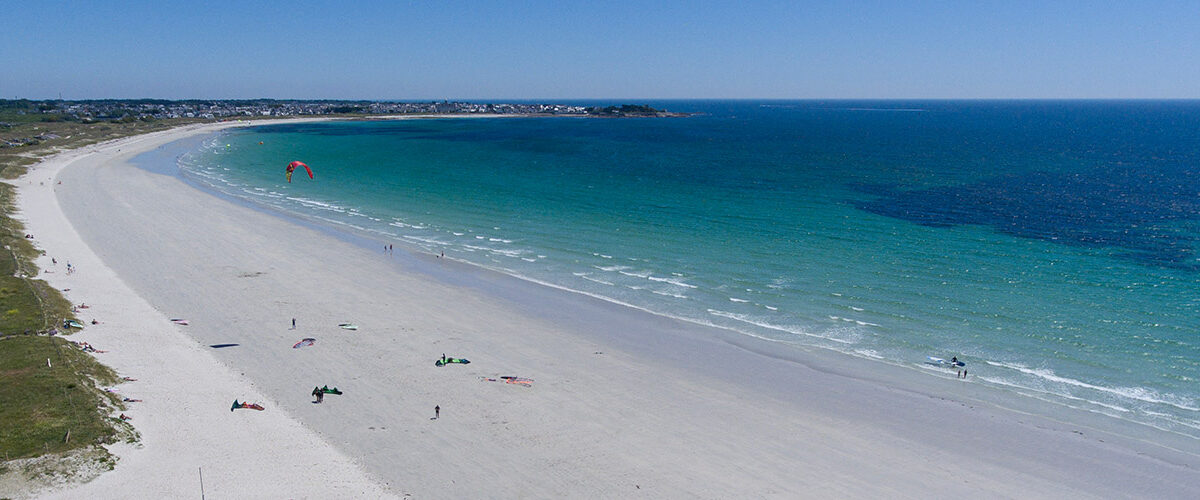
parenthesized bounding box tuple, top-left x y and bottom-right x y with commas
(15, 122, 1200, 498)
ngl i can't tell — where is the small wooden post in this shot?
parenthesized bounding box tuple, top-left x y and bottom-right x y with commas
(64, 429, 71, 443)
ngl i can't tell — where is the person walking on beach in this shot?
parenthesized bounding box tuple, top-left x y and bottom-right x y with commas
(434, 405, 440, 419)
(291, 317, 296, 329)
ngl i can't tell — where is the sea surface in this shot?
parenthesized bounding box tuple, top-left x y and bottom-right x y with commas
(178, 101, 1200, 439)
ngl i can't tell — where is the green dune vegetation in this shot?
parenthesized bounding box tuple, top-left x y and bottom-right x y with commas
(0, 102, 201, 479)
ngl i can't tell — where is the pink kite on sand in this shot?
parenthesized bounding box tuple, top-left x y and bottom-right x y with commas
(170, 318, 189, 325)
(293, 338, 316, 349)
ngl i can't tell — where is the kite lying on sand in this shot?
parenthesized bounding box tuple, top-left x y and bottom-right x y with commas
(293, 338, 316, 349)
(313, 385, 343, 395)
(170, 318, 189, 325)
(482, 376, 533, 386)
(338, 323, 358, 330)
(435, 356, 470, 367)
(231, 400, 265, 412)
(63, 319, 85, 329)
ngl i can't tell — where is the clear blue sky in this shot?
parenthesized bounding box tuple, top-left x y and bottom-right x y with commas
(3, 0, 1199, 100)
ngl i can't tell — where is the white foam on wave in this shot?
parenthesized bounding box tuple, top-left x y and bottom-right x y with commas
(854, 349, 884, 360)
(594, 265, 630, 272)
(828, 315, 880, 328)
(390, 221, 428, 230)
(985, 360, 1200, 413)
(647, 275, 697, 288)
(976, 375, 1133, 413)
(709, 309, 854, 344)
(651, 289, 689, 299)
(729, 297, 749, 303)
(285, 196, 347, 214)
(573, 272, 614, 286)
(461, 243, 526, 258)
(401, 235, 444, 246)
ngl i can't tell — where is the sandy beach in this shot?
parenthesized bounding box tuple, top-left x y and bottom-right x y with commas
(15, 122, 1200, 498)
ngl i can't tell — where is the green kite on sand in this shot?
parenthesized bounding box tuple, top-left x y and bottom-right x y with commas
(313, 385, 343, 395)
(436, 356, 470, 367)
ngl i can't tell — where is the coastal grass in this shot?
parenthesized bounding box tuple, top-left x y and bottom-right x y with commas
(0, 334, 127, 461)
(0, 115, 204, 180)
(0, 113, 194, 472)
(0, 183, 74, 335)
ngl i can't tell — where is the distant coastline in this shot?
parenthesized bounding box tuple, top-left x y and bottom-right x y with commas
(1, 99, 688, 133)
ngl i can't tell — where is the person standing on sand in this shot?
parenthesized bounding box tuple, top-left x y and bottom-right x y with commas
(291, 318, 296, 329)
(434, 405, 440, 419)
(312, 386, 323, 404)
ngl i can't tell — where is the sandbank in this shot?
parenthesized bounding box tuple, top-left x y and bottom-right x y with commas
(14, 120, 1200, 498)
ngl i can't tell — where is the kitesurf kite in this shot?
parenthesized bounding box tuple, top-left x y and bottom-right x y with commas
(286, 161, 313, 183)
(482, 376, 532, 386)
(435, 356, 470, 367)
(313, 385, 343, 395)
(293, 338, 316, 349)
(502, 376, 533, 386)
(231, 399, 265, 411)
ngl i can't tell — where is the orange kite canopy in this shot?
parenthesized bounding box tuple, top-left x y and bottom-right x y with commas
(286, 161, 313, 183)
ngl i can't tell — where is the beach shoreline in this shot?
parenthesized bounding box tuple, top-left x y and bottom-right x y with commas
(15, 120, 1200, 498)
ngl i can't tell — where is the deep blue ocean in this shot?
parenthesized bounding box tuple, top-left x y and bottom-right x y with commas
(179, 101, 1200, 438)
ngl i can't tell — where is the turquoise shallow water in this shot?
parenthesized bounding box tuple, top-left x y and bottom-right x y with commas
(179, 101, 1200, 438)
